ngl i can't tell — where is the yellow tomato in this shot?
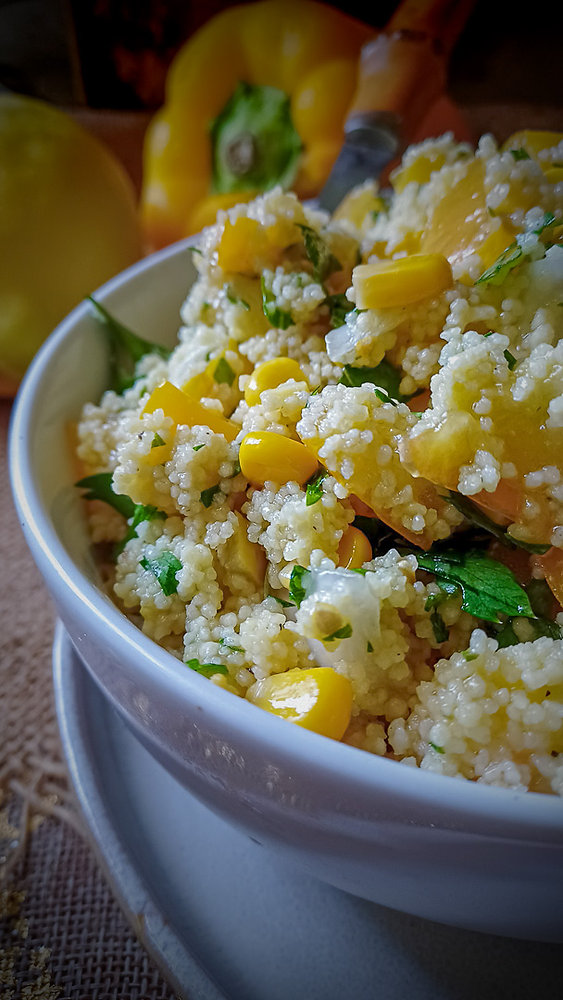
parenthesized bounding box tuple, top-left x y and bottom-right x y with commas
(0, 93, 142, 391)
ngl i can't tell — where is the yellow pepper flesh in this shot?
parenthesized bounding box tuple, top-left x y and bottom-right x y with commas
(140, 1, 371, 250)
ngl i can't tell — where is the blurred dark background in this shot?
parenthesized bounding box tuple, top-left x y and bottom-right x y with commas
(1, 0, 562, 111)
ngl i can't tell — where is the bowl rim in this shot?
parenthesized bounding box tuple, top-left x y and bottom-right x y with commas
(9, 237, 563, 837)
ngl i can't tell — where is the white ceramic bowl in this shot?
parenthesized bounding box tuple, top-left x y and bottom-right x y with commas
(9, 240, 563, 942)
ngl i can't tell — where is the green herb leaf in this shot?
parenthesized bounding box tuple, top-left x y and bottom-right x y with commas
(504, 348, 517, 370)
(151, 432, 165, 449)
(429, 608, 449, 643)
(288, 565, 312, 607)
(213, 356, 236, 385)
(325, 293, 354, 328)
(416, 550, 536, 624)
(297, 223, 342, 284)
(75, 472, 135, 520)
(429, 742, 445, 754)
(509, 148, 531, 161)
(305, 469, 327, 506)
(261, 276, 294, 329)
(140, 551, 182, 596)
(367, 640, 374, 653)
(200, 484, 222, 508)
(193, 444, 206, 452)
(339, 359, 418, 403)
(115, 503, 167, 556)
(218, 638, 244, 653)
(186, 658, 228, 677)
(225, 286, 250, 310)
(474, 243, 524, 287)
(322, 623, 353, 642)
(443, 492, 550, 554)
(270, 594, 295, 608)
(88, 296, 171, 394)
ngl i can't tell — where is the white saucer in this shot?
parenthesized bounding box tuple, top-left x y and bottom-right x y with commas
(53, 621, 561, 1000)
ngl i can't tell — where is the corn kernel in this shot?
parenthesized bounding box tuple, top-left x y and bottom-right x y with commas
(239, 430, 318, 485)
(244, 357, 307, 406)
(142, 380, 238, 441)
(247, 667, 353, 740)
(352, 254, 452, 310)
(337, 525, 372, 569)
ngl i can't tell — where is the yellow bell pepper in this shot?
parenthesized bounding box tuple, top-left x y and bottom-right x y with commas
(140, 0, 371, 250)
(0, 92, 142, 392)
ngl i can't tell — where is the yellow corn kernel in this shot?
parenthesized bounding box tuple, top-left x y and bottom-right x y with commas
(501, 130, 563, 160)
(544, 167, 563, 184)
(352, 254, 452, 310)
(390, 150, 446, 193)
(223, 512, 267, 596)
(239, 431, 318, 486)
(244, 357, 307, 406)
(337, 525, 372, 570)
(247, 667, 353, 740)
(142, 380, 238, 441)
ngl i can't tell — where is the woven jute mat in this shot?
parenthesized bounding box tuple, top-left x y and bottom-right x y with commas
(0, 400, 177, 999)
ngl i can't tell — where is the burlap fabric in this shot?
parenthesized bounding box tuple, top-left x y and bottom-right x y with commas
(0, 400, 177, 999)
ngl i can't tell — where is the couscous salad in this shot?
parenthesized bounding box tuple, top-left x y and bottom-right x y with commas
(76, 130, 563, 795)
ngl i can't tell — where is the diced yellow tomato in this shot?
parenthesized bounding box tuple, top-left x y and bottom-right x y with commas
(390, 149, 446, 192)
(537, 547, 563, 610)
(333, 181, 386, 228)
(247, 667, 353, 740)
(420, 158, 514, 284)
(142, 380, 238, 440)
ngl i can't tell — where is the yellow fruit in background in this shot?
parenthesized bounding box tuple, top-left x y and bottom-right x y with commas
(0, 92, 143, 392)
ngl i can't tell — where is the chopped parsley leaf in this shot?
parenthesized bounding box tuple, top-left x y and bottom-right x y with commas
(218, 638, 244, 653)
(270, 594, 295, 608)
(297, 223, 342, 284)
(193, 444, 206, 452)
(213, 356, 236, 386)
(186, 658, 228, 677)
(140, 551, 182, 596)
(151, 432, 165, 449)
(429, 608, 449, 643)
(429, 742, 445, 754)
(367, 640, 374, 653)
(225, 286, 250, 310)
(503, 348, 517, 370)
(200, 484, 221, 508)
(75, 472, 135, 519)
(288, 565, 312, 607)
(416, 549, 536, 624)
(443, 491, 550, 554)
(115, 502, 166, 556)
(305, 469, 327, 506)
(509, 148, 531, 161)
(339, 359, 418, 403)
(324, 292, 354, 328)
(88, 296, 171, 394)
(322, 623, 352, 642)
(261, 276, 294, 329)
